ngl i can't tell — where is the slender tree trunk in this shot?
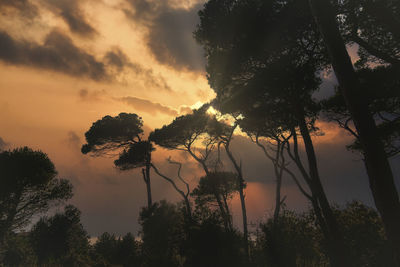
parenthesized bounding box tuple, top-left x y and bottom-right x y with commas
(308, 0, 400, 264)
(222, 193, 233, 230)
(273, 164, 283, 224)
(188, 151, 232, 230)
(296, 107, 351, 267)
(184, 197, 192, 221)
(145, 153, 152, 208)
(215, 193, 230, 231)
(255, 138, 285, 223)
(272, 143, 284, 224)
(238, 181, 249, 260)
(224, 136, 249, 261)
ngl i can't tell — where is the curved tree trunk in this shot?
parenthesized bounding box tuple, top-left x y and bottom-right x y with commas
(308, 0, 400, 264)
(224, 127, 249, 261)
(188, 149, 232, 231)
(222, 193, 233, 230)
(296, 107, 351, 267)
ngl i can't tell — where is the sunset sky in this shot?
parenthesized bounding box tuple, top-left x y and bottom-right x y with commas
(1, 0, 399, 237)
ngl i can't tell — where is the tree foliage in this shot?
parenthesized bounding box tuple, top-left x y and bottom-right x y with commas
(114, 141, 154, 170)
(82, 112, 154, 207)
(323, 66, 400, 157)
(30, 205, 91, 266)
(81, 113, 144, 155)
(191, 171, 240, 207)
(149, 107, 227, 154)
(0, 147, 72, 244)
(335, 0, 400, 67)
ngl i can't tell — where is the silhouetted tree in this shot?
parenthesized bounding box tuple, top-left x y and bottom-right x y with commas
(0, 147, 72, 247)
(334, 201, 396, 267)
(92, 232, 119, 265)
(184, 215, 245, 267)
(335, 0, 400, 68)
(151, 158, 192, 221)
(323, 66, 400, 157)
(215, 120, 250, 259)
(1, 232, 37, 266)
(117, 233, 141, 267)
(139, 200, 185, 267)
(261, 209, 326, 267)
(92, 232, 140, 266)
(240, 115, 292, 223)
(308, 0, 400, 262)
(81, 113, 154, 208)
(191, 171, 239, 230)
(149, 108, 232, 230)
(30, 205, 91, 266)
(196, 1, 351, 265)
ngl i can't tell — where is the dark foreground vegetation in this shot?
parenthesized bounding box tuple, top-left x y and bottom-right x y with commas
(1, 0, 400, 266)
(0, 160, 395, 267)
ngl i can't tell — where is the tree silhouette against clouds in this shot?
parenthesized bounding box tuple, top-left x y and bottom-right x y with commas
(335, 0, 400, 68)
(149, 108, 234, 230)
(239, 114, 292, 223)
(30, 205, 91, 266)
(82, 112, 197, 216)
(214, 119, 251, 259)
(0, 147, 73, 247)
(191, 171, 239, 231)
(195, 0, 354, 265)
(308, 0, 400, 263)
(81, 113, 154, 208)
(150, 157, 193, 221)
(323, 66, 400, 158)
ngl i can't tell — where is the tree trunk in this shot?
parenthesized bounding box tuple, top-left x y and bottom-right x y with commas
(184, 196, 192, 222)
(273, 165, 283, 224)
(238, 181, 249, 260)
(215, 193, 230, 231)
(224, 140, 249, 261)
(222, 193, 233, 230)
(296, 106, 351, 267)
(145, 153, 152, 208)
(272, 143, 284, 224)
(308, 0, 400, 264)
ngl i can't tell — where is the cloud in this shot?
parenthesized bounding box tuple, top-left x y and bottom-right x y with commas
(0, 0, 39, 20)
(78, 88, 106, 102)
(104, 48, 133, 71)
(0, 30, 172, 88)
(66, 131, 81, 149)
(42, 0, 97, 37)
(119, 96, 179, 117)
(178, 105, 193, 115)
(0, 30, 107, 80)
(124, 0, 205, 72)
(104, 48, 172, 91)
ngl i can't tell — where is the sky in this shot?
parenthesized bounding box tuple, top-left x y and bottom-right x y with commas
(0, 0, 399, 237)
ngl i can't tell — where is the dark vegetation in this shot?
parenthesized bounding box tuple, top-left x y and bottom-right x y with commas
(1, 0, 399, 266)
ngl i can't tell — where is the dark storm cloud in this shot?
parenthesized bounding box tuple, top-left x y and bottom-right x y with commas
(104, 48, 172, 91)
(0, 0, 39, 19)
(0, 31, 165, 84)
(104, 49, 133, 71)
(124, 0, 206, 72)
(43, 0, 97, 37)
(119, 96, 178, 116)
(0, 30, 107, 80)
